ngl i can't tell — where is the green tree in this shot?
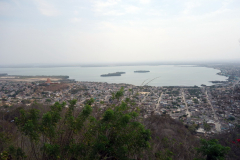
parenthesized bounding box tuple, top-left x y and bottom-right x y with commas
(195, 139, 230, 160)
(45, 99, 51, 103)
(85, 98, 94, 105)
(228, 116, 235, 121)
(203, 122, 211, 133)
(115, 87, 124, 100)
(0, 132, 11, 153)
(193, 98, 199, 104)
(188, 123, 199, 134)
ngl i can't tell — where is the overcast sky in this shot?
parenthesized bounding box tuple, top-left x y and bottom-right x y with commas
(0, 0, 240, 65)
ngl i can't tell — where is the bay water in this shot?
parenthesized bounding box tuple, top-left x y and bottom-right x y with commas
(0, 65, 227, 86)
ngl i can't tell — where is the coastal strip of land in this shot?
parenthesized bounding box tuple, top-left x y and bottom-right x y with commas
(0, 74, 70, 82)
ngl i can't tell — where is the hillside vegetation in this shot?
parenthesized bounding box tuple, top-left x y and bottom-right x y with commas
(0, 89, 239, 160)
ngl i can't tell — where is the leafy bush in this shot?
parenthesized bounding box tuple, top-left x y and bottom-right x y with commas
(195, 139, 230, 160)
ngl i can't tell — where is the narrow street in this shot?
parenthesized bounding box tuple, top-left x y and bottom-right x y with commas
(156, 92, 163, 110)
(182, 89, 191, 117)
(141, 92, 150, 102)
(205, 90, 221, 132)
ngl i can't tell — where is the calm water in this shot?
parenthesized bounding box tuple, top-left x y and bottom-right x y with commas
(0, 65, 227, 86)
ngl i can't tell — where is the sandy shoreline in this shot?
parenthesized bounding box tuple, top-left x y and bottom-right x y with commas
(0, 77, 62, 82)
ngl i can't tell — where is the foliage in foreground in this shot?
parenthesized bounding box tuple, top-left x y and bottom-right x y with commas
(195, 139, 230, 160)
(1, 89, 150, 160)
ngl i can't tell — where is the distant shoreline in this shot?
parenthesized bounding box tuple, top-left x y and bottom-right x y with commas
(1, 63, 236, 68)
(0, 75, 71, 82)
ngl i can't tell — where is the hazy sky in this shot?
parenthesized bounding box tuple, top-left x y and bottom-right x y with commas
(0, 0, 240, 65)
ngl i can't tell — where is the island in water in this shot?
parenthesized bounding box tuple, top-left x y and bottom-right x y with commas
(134, 70, 150, 73)
(101, 72, 125, 77)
